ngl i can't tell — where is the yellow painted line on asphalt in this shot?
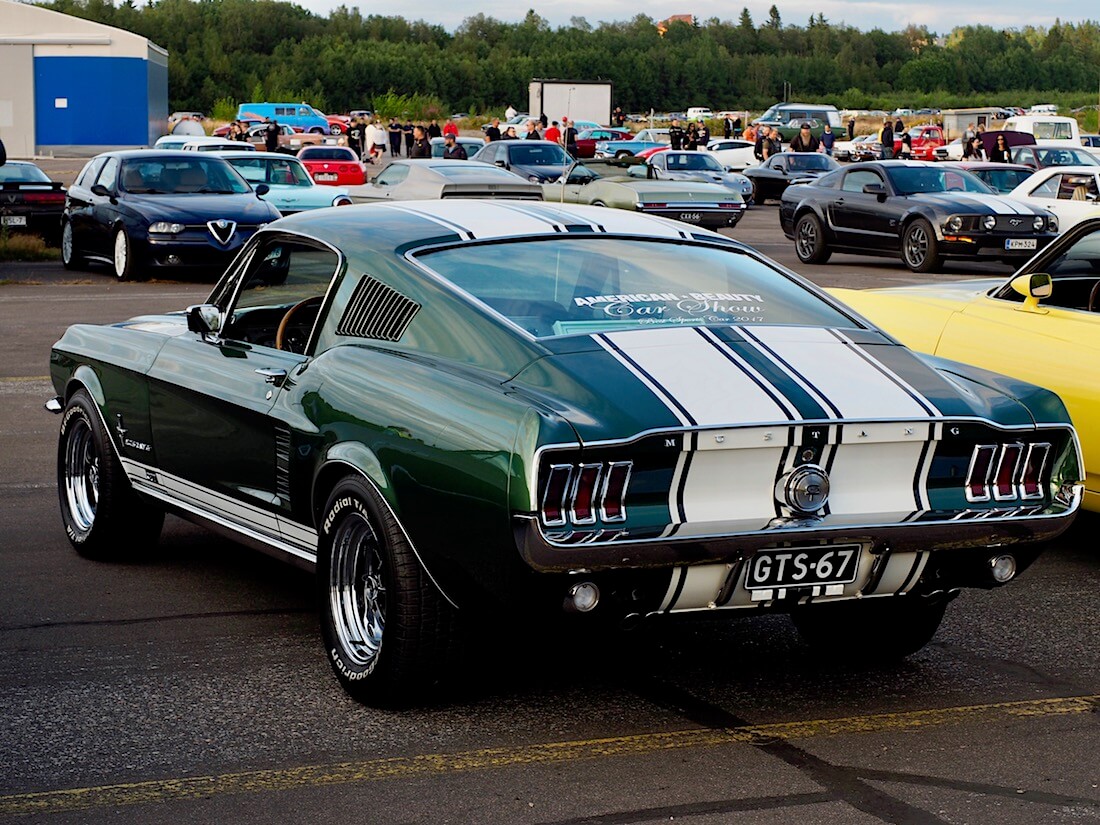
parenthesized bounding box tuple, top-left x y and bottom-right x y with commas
(0, 694, 1095, 817)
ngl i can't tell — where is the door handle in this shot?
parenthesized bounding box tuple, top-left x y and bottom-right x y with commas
(835, 198, 845, 205)
(255, 367, 288, 386)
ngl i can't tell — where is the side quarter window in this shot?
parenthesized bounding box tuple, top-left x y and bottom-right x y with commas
(219, 238, 342, 354)
(842, 170, 883, 193)
(95, 158, 120, 190)
(76, 158, 106, 188)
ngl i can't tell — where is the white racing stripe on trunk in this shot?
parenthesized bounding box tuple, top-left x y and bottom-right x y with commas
(602, 327, 793, 426)
(748, 326, 939, 420)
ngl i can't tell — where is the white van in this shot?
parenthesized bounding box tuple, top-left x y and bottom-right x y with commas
(686, 107, 714, 121)
(1003, 115, 1081, 143)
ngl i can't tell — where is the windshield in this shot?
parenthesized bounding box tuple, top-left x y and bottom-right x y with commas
(665, 153, 723, 171)
(228, 157, 312, 187)
(883, 166, 994, 195)
(119, 158, 250, 194)
(972, 168, 1032, 193)
(787, 154, 834, 171)
(508, 144, 572, 166)
(1035, 148, 1099, 167)
(418, 238, 852, 338)
(429, 165, 523, 180)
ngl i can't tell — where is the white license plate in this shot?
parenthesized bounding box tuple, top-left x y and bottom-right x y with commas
(679, 212, 702, 223)
(2, 216, 27, 226)
(315, 173, 338, 182)
(1005, 238, 1037, 250)
(746, 545, 861, 590)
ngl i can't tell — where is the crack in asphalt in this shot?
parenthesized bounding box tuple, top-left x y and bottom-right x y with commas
(628, 675, 953, 825)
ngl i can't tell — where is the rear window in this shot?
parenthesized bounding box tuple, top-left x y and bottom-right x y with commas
(0, 164, 50, 183)
(300, 148, 356, 161)
(417, 237, 853, 338)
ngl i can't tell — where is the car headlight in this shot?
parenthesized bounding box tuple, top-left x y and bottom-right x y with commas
(148, 222, 183, 234)
(945, 215, 963, 233)
(529, 175, 541, 183)
(1047, 214, 1058, 233)
(982, 215, 996, 230)
(1034, 215, 1046, 231)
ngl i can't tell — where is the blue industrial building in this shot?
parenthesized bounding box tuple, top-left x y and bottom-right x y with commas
(0, 0, 167, 157)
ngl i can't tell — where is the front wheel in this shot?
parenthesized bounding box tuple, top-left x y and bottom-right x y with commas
(317, 477, 460, 706)
(902, 218, 943, 273)
(57, 389, 163, 560)
(112, 228, 138, 281)
(752, 181, 765, 205)
(330, 123, 344, 136)
(791, 595, 949, 664)
(794, 213, 831, 264)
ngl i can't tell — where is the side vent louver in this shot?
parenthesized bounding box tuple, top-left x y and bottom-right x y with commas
(336, 274, 420, 342)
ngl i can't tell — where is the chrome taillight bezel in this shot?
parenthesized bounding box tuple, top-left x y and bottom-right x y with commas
(599, 461, 633, 523)
(569, 463, 604, 525)
(965, 444, 997, 503)
(992, 443, 1025, 502)
(540, 464, 574, 527)
(1019, 443, 1051, 500)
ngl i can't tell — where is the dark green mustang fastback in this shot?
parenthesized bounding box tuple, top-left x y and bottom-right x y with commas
(49, 200, 1083, 704)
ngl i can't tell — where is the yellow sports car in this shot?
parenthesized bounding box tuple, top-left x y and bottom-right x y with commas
(832, 217, 1100, 511)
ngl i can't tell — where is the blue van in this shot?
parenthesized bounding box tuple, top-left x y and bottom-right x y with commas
(236, 103, 330, 134)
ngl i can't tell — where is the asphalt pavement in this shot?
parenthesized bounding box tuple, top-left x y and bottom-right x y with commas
(0, 193, 1097, 824)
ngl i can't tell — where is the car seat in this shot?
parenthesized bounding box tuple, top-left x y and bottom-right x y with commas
(177, 166, 208, 192)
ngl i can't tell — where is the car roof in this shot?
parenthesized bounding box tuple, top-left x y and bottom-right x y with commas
(944, 162, 1033, 171)
(220, 152, 304, 162)
(270, 200, 749, 255)
(96, 150, 234, 160)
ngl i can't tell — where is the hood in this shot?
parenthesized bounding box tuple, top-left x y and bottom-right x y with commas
(629, 181, 739, 200)
(905, 192, 1047, 216)
(508, 325, 1036, 444)
(124, 193, 278, 223)
(510, 163, 570, 182)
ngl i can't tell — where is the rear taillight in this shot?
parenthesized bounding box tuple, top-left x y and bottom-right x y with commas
(1020, 443, 1050, 500)
(966, 443, 1050, 503)
(965, 445, 997, 502)
(23, 192, 65, 203)
(540, 460, 633, 527)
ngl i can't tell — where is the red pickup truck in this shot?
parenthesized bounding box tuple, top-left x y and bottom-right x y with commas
(894, 125, 946, 160)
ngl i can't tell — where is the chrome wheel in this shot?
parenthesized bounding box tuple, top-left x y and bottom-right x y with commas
(904, 224, 929, 267)
(62, 417, 99, 533)
(113, 230, 129, 279)
(796, 218, 818, 259)
(329, 511, 386, 668)
(62, 222, 74, 265)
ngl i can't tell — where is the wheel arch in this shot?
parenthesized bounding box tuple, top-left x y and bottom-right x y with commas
(900, 208, 941, 241)
(794, 202, 831, 235)
(311, 450, 460, 610)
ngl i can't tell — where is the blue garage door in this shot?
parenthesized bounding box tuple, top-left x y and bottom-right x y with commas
(35, 56, 149, 146)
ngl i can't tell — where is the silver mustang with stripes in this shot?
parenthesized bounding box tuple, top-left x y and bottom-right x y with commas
(50, 199, 1083, 702)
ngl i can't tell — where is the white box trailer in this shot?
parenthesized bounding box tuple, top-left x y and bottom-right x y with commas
(529, 79, 612, 127)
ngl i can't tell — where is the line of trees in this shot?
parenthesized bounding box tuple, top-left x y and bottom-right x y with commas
(37, 0, 1100, 115)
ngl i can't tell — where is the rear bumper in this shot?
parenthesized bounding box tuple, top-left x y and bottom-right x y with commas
(643, 207, 745, 228)
(513, 484, 1081, 572)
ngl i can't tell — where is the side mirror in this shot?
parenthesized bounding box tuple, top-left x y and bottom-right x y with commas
(186, 304, 222, 339)
(495, 160, 507, 168)
(254, 183, 270, 197)
(862, 182, 888, 198)
(90, 184, 112, 198)
(627, 165, 646, 178)
(1010, 272, 1052, 311)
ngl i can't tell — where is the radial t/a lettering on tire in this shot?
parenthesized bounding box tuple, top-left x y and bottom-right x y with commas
(317, 476, 459, 705)
(57, 389, 164, 560)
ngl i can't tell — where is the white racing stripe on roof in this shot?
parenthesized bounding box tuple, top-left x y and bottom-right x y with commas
(383, 204, 476, 239)
(601, 327, 793, 426)
(748, 326, 939, 420)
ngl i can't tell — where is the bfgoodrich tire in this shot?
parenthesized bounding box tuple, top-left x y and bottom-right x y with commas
(791, 594, 950, 664)
(794, 213, 832, 264)
(57, 389, 164, 560)
(317, 476, 460, 706)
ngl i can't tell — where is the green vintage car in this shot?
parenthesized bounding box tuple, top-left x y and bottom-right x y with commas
(542, 161, 746, 229)
(49, 200, 1083, 705)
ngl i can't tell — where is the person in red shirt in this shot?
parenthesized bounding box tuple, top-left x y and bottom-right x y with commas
(544, 120, 561, 144)
(442, 118, 459, 138)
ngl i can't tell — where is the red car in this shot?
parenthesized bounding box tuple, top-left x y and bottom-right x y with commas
(297, 146, 365, 186)
(574, 128, 632, 158)
(894, 125, 946, 160)
(635, 145, 669, 160)
(326, 114, 350, 135)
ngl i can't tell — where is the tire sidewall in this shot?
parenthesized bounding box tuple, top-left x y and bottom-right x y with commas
(57, 392, 104, 548)
(61, 220, 78, 268)
(113, 228, 132, 281)
(795, 214, 822, 263)
(903, 219, 938, 273)
(317, 478, 393, 686)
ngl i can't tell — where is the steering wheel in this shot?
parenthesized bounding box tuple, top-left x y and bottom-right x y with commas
(275, 296, 324, 352)
(1087, 281, 1100, 314)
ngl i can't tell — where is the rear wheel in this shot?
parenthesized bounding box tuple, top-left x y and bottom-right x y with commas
(614, 150, 632, 160)
(791, 595, 949, 664)
(902, 218, 943, 273)
(57, 389, 163, 560)
(61, 221, 86, 270)
(794, 213, 831, 264)
(317, 476, 460, 706)
(329, 123, 344, 136)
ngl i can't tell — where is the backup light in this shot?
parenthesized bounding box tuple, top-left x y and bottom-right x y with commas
(568, 582, 600, 612)
(989, 554, 1017, 583)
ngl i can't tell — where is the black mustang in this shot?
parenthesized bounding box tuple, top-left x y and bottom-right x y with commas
(743, 151, 840, 204)
(779, 160, 1060, 272)
(62, 151, 281, 280)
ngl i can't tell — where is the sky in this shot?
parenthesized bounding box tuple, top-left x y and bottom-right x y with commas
(289, 0, 1097, 33)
